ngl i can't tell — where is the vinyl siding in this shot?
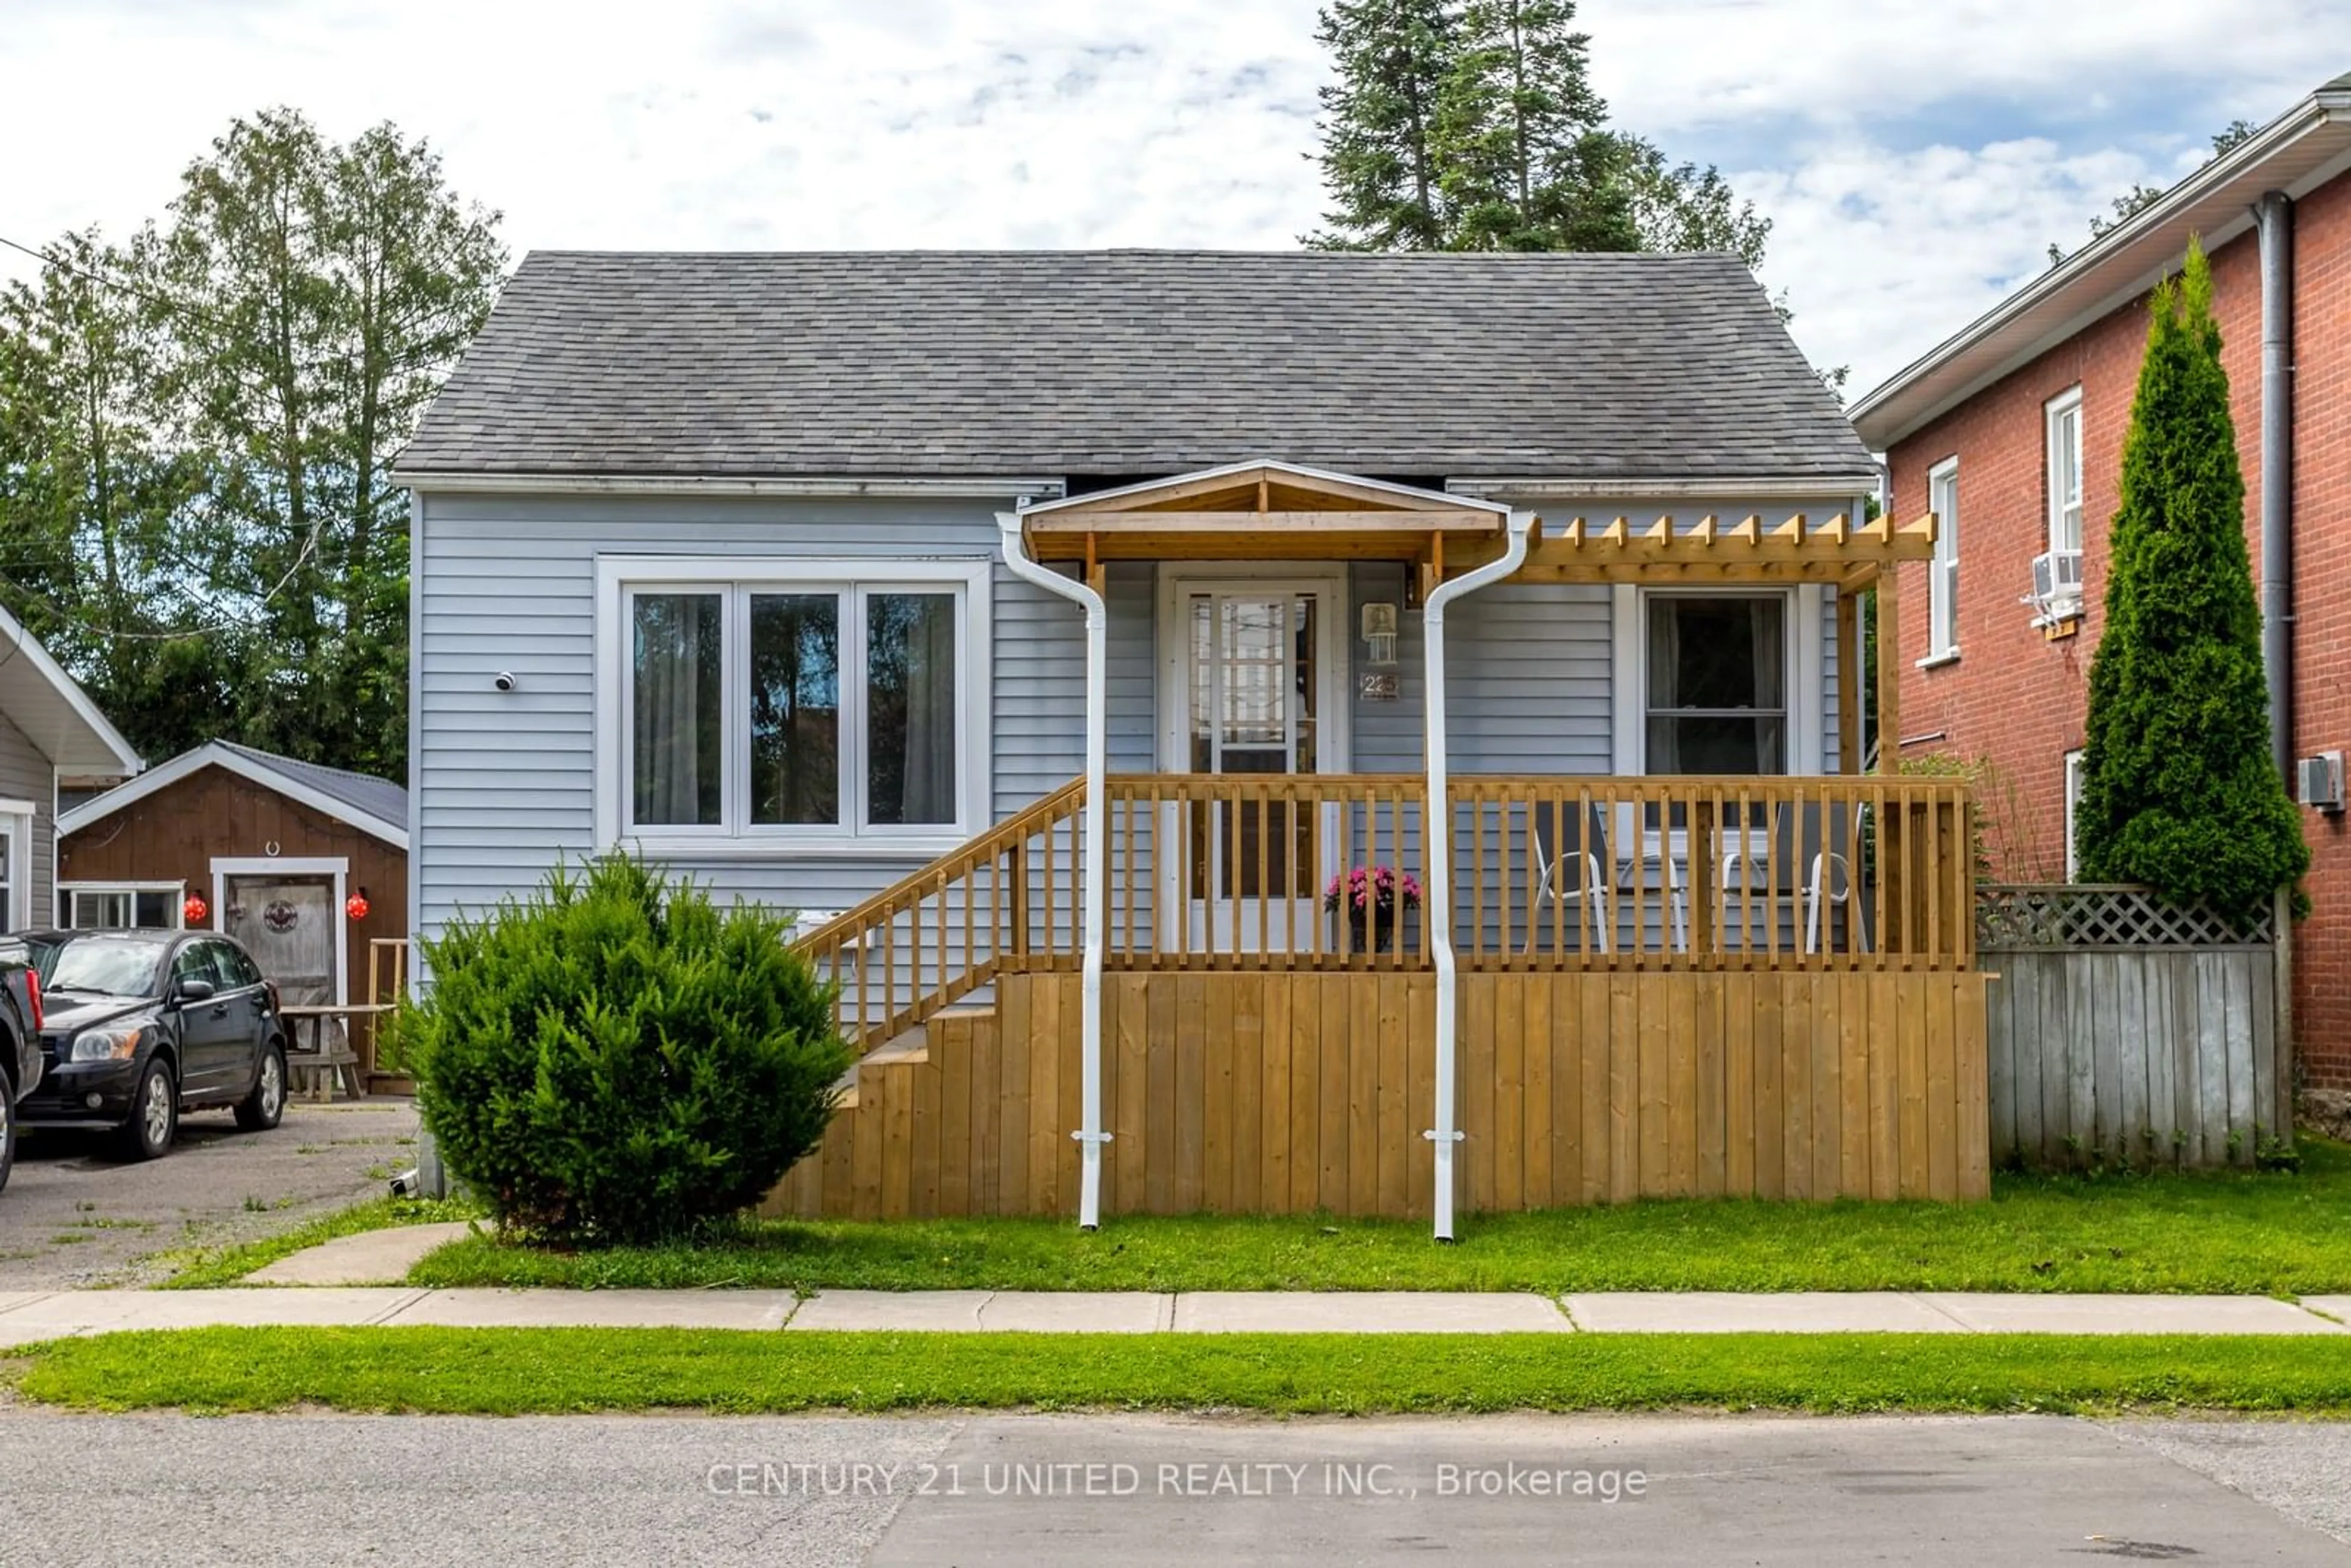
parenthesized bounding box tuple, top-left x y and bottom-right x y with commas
(414, 491, 1051, 932)
(0, 710, 55, 928)
(413, 489, 1860, 939)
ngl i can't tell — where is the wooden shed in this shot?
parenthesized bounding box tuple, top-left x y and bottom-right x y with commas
(56, 741, 409, 1043)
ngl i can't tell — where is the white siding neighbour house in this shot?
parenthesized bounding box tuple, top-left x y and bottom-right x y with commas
(0, 606, 143, 930)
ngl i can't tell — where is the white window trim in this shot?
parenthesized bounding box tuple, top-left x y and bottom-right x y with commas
(593, 555, 993, 858)
(210, 855, 349, 1008)
(0, 799, 29, 932)
(60, 880, 187, 930)
(1153, 564, 1354, 775)
(1610, 583, 1823, 778)
(2063, 749, 2085, 882)
(2045, 387, 2084, 556)
(1924, 456, 1960, 662)
(1609, 583, 1823, 868)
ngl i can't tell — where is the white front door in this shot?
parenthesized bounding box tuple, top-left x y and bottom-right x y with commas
(1159, 572, 1349, 952)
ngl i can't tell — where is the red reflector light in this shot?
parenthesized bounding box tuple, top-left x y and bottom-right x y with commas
(25, 968, 41, 1034)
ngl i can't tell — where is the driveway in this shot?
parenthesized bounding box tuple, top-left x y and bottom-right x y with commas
(0, 1098, 418, 1288)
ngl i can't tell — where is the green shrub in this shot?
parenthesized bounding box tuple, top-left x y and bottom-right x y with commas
(399, 852, 851, 1244)
(2077, 237, 2308, 929)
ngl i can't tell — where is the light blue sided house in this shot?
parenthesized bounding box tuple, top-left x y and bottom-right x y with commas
(398, 250, 1982, 1236)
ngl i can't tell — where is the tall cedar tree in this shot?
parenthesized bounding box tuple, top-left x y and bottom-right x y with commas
(1432, 0, 1629, 251)
(1308, 0, 1457, 249)
(1308, 2, 1776, 278)
(2075, 239, 2306, 928)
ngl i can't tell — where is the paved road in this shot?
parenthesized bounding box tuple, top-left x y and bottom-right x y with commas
(0, 1099, 417, 1286)
(0, 1410, 2341, 1565)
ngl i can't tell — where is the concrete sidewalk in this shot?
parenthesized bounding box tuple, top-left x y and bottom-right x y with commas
(0, 1287, 2345, 1342)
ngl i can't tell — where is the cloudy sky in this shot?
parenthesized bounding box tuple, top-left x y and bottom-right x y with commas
(4, 0, 2342, 396)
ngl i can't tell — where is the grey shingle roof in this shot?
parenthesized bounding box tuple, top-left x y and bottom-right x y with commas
(399, 250, 1872, 484)
(214, 741, 407, 835)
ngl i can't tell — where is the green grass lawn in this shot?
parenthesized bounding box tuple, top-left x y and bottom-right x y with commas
(396, 1137, 2351, 1297)
(15, 1326, 2351, 1417)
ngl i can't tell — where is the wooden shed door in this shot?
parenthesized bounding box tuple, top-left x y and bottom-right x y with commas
(223, 875, 337, 1005)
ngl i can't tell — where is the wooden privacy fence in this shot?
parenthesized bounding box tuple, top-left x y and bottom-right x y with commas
(1978, 884, 2290, 1169)
(763, 966, 1992, 1221)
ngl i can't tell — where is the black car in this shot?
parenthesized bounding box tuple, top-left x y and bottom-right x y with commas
(15, 930, 288, 1160)
(0, 948, 44, 1194)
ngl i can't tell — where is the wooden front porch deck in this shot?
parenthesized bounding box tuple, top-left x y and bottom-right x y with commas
(770, 772, 1990, 1223)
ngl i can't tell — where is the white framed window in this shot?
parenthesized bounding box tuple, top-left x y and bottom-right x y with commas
(1925, 457, 1960, 662)
(62, 882, 185, 930)
(1643, 592, 1791, 775)
(1610, 579, 1824, 781)
(595, 557, 992, 853)
(2045, 388, 2083, 555)
(2063, 749, 2085, 881)
(0, 814, 17, 932)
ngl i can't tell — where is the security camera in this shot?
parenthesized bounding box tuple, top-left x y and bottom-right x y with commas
(492, 671, 517, 692)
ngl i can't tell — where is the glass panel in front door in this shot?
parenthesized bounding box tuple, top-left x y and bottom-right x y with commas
(1187, 593, 1318, 902)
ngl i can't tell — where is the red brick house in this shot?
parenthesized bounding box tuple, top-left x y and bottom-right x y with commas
(1852, 70, 2351, 1096)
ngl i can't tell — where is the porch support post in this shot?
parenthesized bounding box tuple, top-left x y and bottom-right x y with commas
(999, 512, 1111, 1230)
(1422, 510, 1535, 1241)
(1835, 589, 1861, 775)
(1875, 568, 1900, 769)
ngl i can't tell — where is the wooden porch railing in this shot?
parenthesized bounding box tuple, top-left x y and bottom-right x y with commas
(793, 777, 1086, 1053)
(1448, 775, 1976, 971)
(793, 771, 1977, 1051)
(1102, 773, 1429, 970)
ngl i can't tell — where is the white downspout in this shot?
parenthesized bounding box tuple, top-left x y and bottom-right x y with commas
(998, 512, 1110, 1230)
(1423, 509, 1535, 1241)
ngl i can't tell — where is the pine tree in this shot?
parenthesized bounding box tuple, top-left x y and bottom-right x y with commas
(1430, 0, 1629, 252)
(1306, 0, 1458, 250)
(2075, 238, 2307, 928)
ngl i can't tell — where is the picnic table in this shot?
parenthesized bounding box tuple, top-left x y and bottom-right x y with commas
(278, 1003, 389, 1103)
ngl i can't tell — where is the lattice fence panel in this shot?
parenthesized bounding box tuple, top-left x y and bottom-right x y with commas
(1976, 883, 2271, 951)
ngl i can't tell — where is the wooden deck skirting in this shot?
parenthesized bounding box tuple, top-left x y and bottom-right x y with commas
(762, 967, 1991, 1221)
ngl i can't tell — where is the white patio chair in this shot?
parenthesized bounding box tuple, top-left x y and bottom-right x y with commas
(1705, 803, 1867, 957)
(1525, 800, 1611, 955)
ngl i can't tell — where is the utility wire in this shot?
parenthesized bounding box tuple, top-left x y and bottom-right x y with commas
(1, 228, 345, 643)
(0, 229, 220, 331)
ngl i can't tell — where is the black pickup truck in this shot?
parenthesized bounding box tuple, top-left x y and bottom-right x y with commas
(0, 943, 45, 1193)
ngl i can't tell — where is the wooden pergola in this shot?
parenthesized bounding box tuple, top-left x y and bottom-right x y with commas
(1469, 509, 1942, 775)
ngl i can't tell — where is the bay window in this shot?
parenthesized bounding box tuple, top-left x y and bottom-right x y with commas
(604, 558, 986, 847)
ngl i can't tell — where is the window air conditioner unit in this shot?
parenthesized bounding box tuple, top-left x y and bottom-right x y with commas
(2028, 549, 2083, 620)
(2300, 751, 2344, 814)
